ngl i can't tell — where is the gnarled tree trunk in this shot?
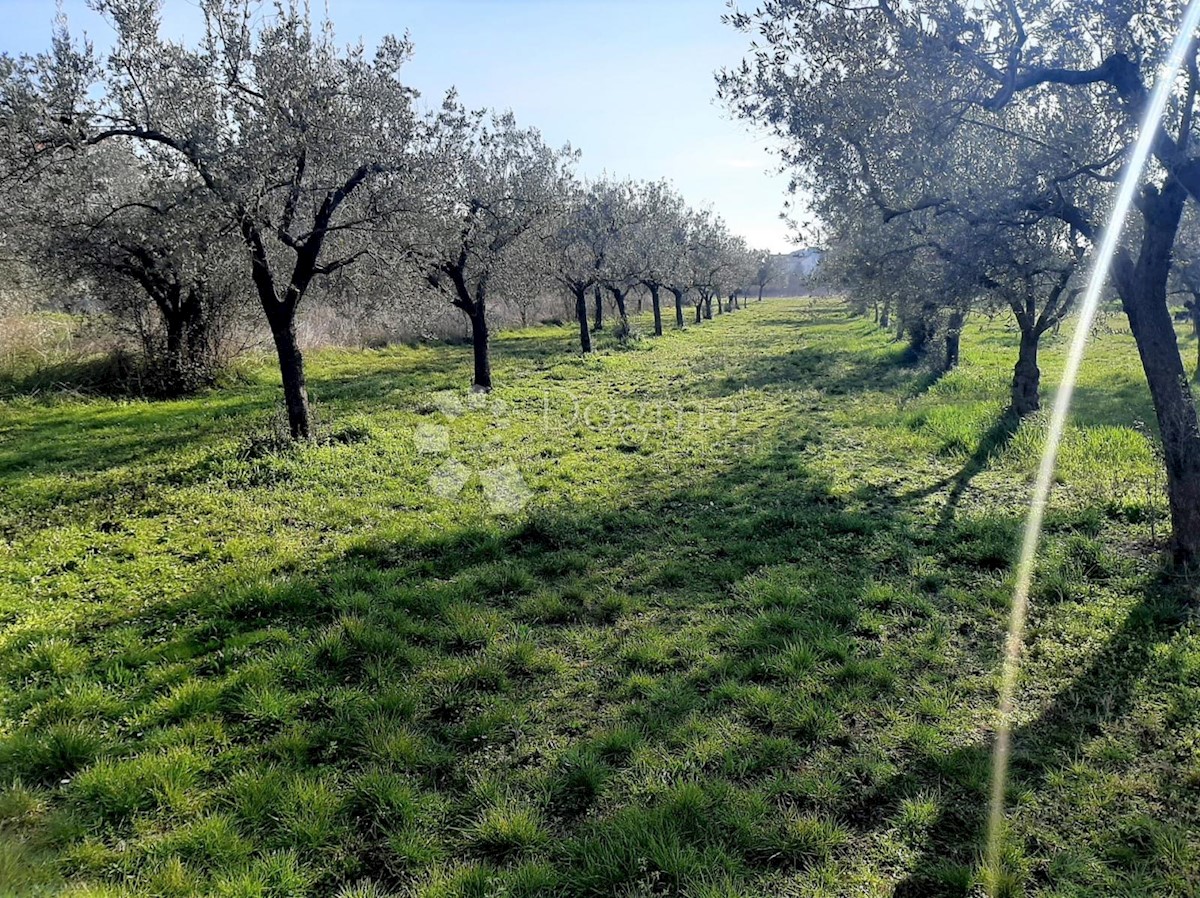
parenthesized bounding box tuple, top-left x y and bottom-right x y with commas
(649, 284, 663, 336)
(671, 287, 686, 329)
(592, 286, 603, 333)
(944, 308, 964, 371)
(162, 291, 188, 395)
(243, 217, 317, 441)
(446, 266, 493, 393)
(1115, 180, 1200, 565)
(1007, 272, 1077, 419)
(1010, 327, 1040, 417)
(609, 286, 630, 339)
(468, 302, 492, 391)
(149, 280, 213, 396)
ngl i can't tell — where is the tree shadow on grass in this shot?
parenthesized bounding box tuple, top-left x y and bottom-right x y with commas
(697, 343, 920, 398)
(0, 390, 274, 496)
(493, 327, 581, 363)
(0, 339, 546, 517)
(748, 308, 868, 331)
(0, 352, 152, 400)
(3, 460, 1188, 896)
(1066, 382, 1157, 432)
(910, 367, 944, 395)
(305, 328, 614, 403)
(1, 352, 1189, 896)
(303, 347, 468, 405)
(876, 578, 1190, 897)
(902, 411, 1024, 531)
(0, 420, 922, 895)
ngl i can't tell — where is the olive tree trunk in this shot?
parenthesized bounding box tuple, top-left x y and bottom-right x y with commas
(609, 286, 630, 338)
(671, 287, 686, 328)
(575, 287, 592, 354)
(162, 294, 189, 395)
(468, 303, 492, 391)
(268, 315, 311, 440)
(649, 284, 663, 336)
(943, 308, 964, 371)
(1010, 327, 1041, 417)
(1115, 180, 1200, 566)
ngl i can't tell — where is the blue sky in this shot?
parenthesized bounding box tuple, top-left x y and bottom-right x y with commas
(2, 0, 799, 251)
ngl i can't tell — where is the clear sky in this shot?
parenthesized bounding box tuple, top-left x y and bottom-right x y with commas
(2, 0, 799, 252)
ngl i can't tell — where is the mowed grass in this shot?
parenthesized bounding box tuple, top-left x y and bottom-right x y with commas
(1, 298, 1198, 897)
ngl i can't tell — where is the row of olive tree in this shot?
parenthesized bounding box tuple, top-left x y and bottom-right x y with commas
(1, 0, 772, 430)
(719, 0, 1200, 566)
(551, 178, 761, 354)
(817, 196, 1083, 417)
(3, 0, 428, 425)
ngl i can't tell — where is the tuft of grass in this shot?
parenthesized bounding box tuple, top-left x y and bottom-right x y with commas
(549, 747, 611, 810)
(755, 810, 849, 870)
(462, 799, 548, 861)
(0, 722, 107, 785)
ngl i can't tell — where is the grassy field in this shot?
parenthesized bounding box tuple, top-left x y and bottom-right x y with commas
(1, 298, 1197, 897)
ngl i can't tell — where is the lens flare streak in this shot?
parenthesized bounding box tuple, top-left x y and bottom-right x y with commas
(983, 2, 1200, 890)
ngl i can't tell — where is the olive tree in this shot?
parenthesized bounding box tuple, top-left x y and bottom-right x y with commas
(726, 242, 757, 311)
(6, 0, 425, 438)
(11, 139, 249, 393)
(664, 209, 701, 330)
(624, 180, 690, 336)
(416, 98, 575, 390)
(551, 179, 637, 353)
(819, 209, 913, 328)
(753, 251, 783, 301)
(823, 185, 1084, 407)
(688, 211, 740, 321)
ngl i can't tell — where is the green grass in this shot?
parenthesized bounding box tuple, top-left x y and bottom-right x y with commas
(1, 299, 1197, 896)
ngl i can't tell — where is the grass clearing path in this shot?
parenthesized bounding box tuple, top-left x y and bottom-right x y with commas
(1, 299, 1196, 896)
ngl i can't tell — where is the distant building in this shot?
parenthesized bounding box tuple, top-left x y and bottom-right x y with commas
(767, 248, 822, 295)
(789, 248, 822, 278)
